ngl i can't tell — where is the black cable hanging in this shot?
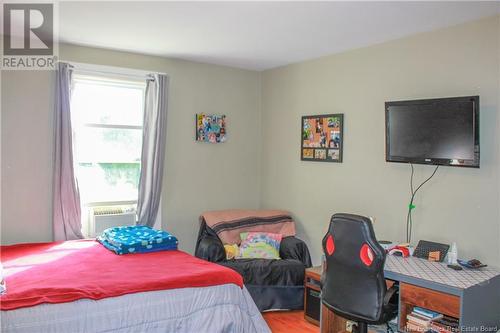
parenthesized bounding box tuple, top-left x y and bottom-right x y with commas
(406, 163, 439, 243)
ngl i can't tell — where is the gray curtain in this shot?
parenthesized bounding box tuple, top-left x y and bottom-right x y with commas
(53, 62, 84, 240)
(137, 74, 169, 227)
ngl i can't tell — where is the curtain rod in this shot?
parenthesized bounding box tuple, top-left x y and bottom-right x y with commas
(60, 61, 167, 81)
(72, 68, 153, 82)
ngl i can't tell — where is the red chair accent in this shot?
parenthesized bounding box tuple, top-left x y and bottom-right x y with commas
(326, 234, 335, 255)
(360, 243, 374, 266)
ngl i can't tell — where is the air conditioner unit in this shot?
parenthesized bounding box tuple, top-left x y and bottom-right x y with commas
(89, 206, 136, 237)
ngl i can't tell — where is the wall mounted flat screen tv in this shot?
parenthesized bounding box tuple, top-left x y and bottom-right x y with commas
(385, 96, 479, 168)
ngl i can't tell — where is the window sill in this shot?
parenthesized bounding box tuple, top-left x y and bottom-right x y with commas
(84, 200, 137, 207)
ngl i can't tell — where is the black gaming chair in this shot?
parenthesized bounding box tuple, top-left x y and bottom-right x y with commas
(321, 213, 398, 333)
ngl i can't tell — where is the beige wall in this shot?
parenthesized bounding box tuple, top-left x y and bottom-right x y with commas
(497, 15, 500, 261)
(1, 44, 262, 253)
(261, 16, 500, 266)
(2, 71, 56, 244)
(2, 16, 499, 267)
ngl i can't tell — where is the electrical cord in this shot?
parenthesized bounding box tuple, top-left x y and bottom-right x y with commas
(406, 163, 439, 243)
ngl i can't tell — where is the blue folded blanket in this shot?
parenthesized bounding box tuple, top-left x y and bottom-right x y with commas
(97, 225, 178, 255)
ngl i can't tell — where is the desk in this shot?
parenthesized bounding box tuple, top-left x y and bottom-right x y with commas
(321, 255, 500, 333)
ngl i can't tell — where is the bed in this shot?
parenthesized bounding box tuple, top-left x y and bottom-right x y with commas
(1, 240, 270, 333)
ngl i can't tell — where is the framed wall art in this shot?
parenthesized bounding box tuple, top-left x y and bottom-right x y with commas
(301, 114, 343, 162)
(196, 113, 227, 143)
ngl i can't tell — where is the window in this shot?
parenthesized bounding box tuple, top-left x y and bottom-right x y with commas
(71, 74, 146, 206)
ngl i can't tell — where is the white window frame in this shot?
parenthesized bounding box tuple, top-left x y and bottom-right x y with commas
(71, 65, 149, 207)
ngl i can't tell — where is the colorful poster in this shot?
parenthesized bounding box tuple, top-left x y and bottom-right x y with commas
(301, 114, 343, 162)
(196, 114, 227, 143)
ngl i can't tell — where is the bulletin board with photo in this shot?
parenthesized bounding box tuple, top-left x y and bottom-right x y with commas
(301, 114, 343, 162)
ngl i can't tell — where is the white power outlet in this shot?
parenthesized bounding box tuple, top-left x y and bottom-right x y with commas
(346, 321, 355, 332)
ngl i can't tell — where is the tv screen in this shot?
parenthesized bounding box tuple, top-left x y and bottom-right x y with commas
(385, 96, 479, 168)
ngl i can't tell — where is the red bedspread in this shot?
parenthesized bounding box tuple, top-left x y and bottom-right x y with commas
(0, 240, 243, 310)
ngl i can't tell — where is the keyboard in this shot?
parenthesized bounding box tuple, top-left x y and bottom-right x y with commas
(413, 240, 450, 262)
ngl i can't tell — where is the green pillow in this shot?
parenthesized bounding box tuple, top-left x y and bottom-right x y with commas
(238, 232, 282, 259)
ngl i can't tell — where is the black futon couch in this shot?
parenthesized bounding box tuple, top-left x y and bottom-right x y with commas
(195, 221, 312, 311)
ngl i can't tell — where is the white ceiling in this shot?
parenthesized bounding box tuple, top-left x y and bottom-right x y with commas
(57, 1, 500, 71)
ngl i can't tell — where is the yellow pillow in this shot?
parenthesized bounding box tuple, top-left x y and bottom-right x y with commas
(224, 244, 239, 260)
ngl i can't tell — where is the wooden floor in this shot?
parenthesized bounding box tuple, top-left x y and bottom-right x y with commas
(263, 310, 320, 333)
